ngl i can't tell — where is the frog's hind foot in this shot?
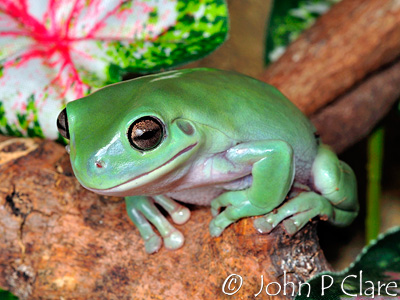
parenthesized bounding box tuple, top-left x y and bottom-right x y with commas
(254, 191, 357, 235)
(254, 144, 359, 235)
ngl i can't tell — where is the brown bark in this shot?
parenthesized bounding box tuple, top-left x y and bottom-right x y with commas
(2, 0, 400, 298)
(260, 0, 400, 153)
(0, 137, 329, 300)
(311, 58, 400, 153)
(261, 0, 400, 116)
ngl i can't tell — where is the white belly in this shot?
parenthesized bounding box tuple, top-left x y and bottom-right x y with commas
(165, 175, 253, 205)
(166, 186, 224, 205)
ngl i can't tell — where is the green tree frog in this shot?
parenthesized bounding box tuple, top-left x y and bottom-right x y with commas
(57, 68, 358, 254)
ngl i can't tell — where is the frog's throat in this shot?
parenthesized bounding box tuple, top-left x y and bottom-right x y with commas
(85, 142, 198, 196)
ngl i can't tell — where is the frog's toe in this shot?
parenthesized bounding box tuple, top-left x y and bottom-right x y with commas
(170, 206, 190, 225)
(254, 191, 335, 235)
(282, 210, 316, 235)
(210, 199, 223, 217)
(210, 205, 243, 237)
(153, 195, 191, 225)
(210, 190, 248, 218)
(254, 209, 308, 236)
(210, 200, 266, 237)
(253, 204, 296, 233)
(211, 206, 220, 217)
(144, 235, 163, 254)
(163, 230, 185, 250)
(279, 193, 334, 235)
(126, 195, 187, 252)
(282, 218, 300, 235)
(209, 219, 226, 237)
(253, 217, 274, 233)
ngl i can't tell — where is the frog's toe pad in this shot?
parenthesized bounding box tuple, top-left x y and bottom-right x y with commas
(253, 217, 274, 234)
(164, 230, 185, 250)
(209, 220, 224, 237)
(171, 207, 191, 225)
(282, 209, 319, 235)
(253, 208, 288, 234)
(282, 219, 300, 235)
(144, 235, 163, 254)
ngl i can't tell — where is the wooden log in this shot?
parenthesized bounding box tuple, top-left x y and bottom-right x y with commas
(311, 58, 400, 153)
(0, 137, 330, 299)
(261, 0, 400, 116)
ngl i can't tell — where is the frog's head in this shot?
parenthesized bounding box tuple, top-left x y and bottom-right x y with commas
(56, 71, 202, 197)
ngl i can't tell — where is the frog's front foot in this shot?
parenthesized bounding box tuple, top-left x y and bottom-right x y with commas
(209, 190, 273, 237)
(209, 140, 295, 237)
(125, 195, 190, 253)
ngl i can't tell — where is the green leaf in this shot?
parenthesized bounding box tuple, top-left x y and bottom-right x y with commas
(295, 227, 400, 300)
(265, 0, 340, 64)
(0, 288, 19, 300)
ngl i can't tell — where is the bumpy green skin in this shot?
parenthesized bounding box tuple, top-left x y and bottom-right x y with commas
(64, 68, 358, 253)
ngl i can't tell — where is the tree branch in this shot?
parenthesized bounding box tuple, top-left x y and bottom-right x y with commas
(311, 58, 400, 153)
(260, 0, 400, 152)
(261, 0, 400, 115)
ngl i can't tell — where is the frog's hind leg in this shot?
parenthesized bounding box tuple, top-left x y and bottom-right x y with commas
(254, 144, 359, 235)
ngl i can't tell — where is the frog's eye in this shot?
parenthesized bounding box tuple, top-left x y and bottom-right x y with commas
(128, 116, 164, 151)
(57, 108, 70, 140)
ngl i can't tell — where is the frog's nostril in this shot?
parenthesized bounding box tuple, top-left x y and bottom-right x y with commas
(95, 160, 105, 168)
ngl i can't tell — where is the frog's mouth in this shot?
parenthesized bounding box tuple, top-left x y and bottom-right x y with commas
(85, 142, 198, 196)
